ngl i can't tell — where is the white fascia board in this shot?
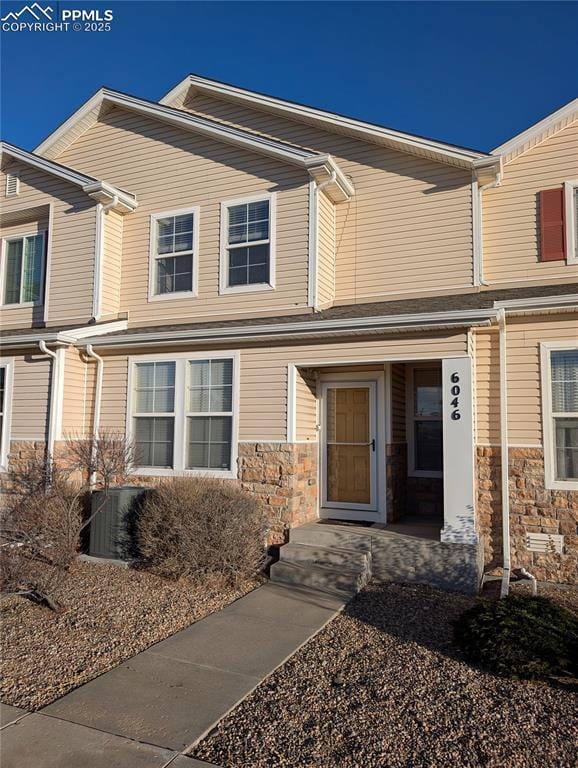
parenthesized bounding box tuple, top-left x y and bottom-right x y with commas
(1, 142, 136, 211)
(493, 294, 578, 310)
(491, 98, 578, 158)
(83, 308, 497, 348)
(161, 75, 489, 167)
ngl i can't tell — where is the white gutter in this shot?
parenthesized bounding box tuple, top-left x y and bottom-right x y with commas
(84, 344, 103, 488)
(497, 308, 511, 598)
(0, 320, 129, 348)
(475, 168, 502, 286)
(39, 340, 65, 460)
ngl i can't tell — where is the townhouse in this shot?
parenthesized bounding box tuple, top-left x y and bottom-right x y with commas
(1, 77, 576, 589)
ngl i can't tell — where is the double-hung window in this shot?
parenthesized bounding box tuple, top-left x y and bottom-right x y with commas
(408, 366, 443, 477)
(2, 232, 45, 306)
(150, 207, 198, 298)
(542, 345, 578, 488)
(130, 353, 238, 476)
(221, 194, 275, 292)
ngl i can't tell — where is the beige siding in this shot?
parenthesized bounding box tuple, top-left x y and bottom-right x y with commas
(317, 191, 335, 307)
(101, 209, 123, 318)
(474, 313, 578, 446)
(175, 93, 475, 303)
(56, 106, 310, 326)
(295, 367, 317, 441)
(483, 120, 578, 285)
(61, 347, 91, 438)
(0, 160, 97, 328)
(0, 351, 51, 441)
(98, 330, 468, 441)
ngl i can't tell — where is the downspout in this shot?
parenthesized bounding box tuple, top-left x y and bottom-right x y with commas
(476, 169, 502, 287)
(309, 171, 336, 312)
(92, 197, 118, 322)
(85, 344, 103, 489)
(39, 340, 60, 465)
(497, 309, 511, 598)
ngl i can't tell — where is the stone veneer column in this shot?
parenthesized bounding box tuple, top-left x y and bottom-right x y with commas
(476, 446, 578, 584)
(238, 442, 318, 544)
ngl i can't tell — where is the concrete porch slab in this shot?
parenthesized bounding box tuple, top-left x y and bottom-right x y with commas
(147, 611, 316, 679)
(0, 713, 175, 768)
(42, 652, 259, 751)
(0, 703, 28, 728)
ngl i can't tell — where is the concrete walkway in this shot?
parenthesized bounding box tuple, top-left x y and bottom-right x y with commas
(0, 583, 346, 767)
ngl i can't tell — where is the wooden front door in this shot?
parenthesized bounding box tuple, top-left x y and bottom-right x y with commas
(322, 382, 377, 512)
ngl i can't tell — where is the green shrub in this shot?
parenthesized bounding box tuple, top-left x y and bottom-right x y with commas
(136, 477, 269, 584)
(454, 593, 578, 680)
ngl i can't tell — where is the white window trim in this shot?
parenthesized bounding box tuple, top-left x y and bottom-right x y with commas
(126, 350, 240, 478)
(406, 363, 443, 479)
(219, 192, 276, 295)
(148, 206, 200, 302)
(0, 358, 14, 472)
(540, 341, 578, 491)
(564, 180, 578, 265)
(0, 230, 47, 309)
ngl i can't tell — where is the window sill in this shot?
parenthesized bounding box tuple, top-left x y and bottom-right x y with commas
(545, 477, 578, 491)
(219, 283, 275, 296)
(1, 302, 43, 310)
(131, 466, 237, 479)
(148, 291, 197, 303)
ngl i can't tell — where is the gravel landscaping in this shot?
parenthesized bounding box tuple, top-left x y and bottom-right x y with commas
(0, 560, 258, 710)
(193, 581, 578, 768)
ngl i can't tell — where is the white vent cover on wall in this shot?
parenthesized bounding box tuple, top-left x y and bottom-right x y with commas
(526, 532, 564, 554)
(5, 173, 19, 196)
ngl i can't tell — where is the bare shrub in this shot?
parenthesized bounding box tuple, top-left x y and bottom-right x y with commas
(0, 457, 82, 610)
(136, 477, 268, 584)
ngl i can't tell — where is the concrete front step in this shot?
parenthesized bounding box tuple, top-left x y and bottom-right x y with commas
(279, 541, 371, 574)
(289, 524, 372, 553)
(269, 559, 368, 597)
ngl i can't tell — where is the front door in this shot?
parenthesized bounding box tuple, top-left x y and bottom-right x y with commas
(321, 382, 377, 515)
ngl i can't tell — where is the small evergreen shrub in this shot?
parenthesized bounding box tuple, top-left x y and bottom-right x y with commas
(136, 477, 268, 584)
(454, 593, 578, 680)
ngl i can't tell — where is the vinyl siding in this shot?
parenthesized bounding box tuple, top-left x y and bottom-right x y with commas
(295, 367, 317, 441)
(483, 120, 578, 285)
(101, 209, 123, 318)
(0, 351, 51, 441)
(474, 313, 578, 447)
(176, 93, 475, 303)
(0, 160, 97, 328)
(56, 106, 310, 326)
(317, 190, 335, 307)
(61, 347, 91, 438)
(98, 330, 468, 442)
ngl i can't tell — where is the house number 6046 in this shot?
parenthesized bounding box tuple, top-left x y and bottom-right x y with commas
(450, 372, 461, 420)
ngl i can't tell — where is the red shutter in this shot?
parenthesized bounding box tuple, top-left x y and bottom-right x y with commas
(539, 188, 566, 261)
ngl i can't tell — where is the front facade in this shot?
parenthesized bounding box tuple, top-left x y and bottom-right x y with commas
(1, 78, 577, 584)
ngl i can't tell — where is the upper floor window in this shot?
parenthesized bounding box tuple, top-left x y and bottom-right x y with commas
(149, 207, 198, 300)
(1, 232, 45, 306)
(220, 193, 276, 293)
(542, 344, 578, 490)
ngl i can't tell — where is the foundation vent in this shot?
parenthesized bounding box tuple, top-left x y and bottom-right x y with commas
(526, 532, 564, 554)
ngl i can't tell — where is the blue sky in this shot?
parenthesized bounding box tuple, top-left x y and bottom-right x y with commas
(1, 1, 577, 152)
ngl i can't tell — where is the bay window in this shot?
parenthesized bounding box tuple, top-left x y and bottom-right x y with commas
(220, 194, 275, 293)
(2, 232, 45, 306)
(130, 353, 238, 476)
(543, 346, 578, 488)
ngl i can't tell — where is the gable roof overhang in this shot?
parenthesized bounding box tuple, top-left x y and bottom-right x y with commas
(0, 141, 137, 213)
(34, 89, 354, 202)
(160, 74, 499, 174)
(491, 98, 578, 165)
